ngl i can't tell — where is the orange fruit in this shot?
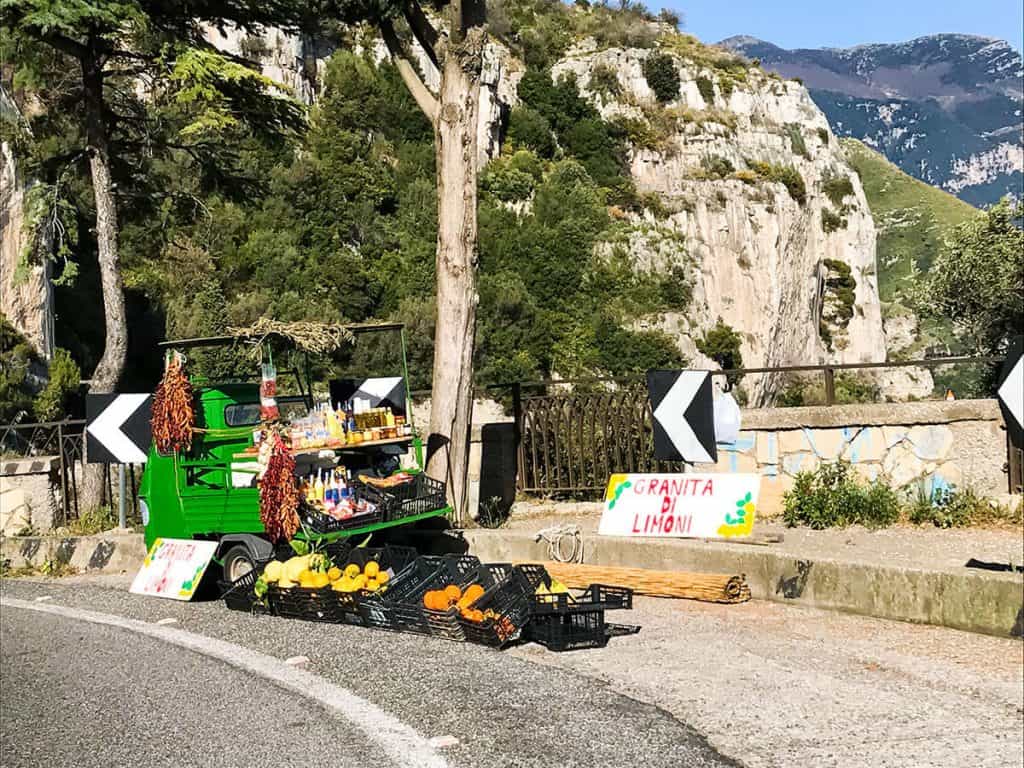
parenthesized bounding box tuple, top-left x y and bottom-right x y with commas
(443, 585, 461, 604)
(460, 584, 485, 607)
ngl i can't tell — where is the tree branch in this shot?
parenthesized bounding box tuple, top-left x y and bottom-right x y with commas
(39, 31, 88, 61)
(380, 19, 438, 123)
(404, 1, 440, 70)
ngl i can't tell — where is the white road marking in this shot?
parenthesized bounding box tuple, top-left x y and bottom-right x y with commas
(34, 596, 53, 602)
(428, 735, 460, 748)
(285, 655, 309, 666)
(155, 617, 177, 625)
(2, 597, 447, 768)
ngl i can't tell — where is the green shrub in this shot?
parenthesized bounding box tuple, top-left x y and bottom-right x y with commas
(783, 463, 901, 529)
(701, 154, 735, 180)
(589, 64, 622, 100)
(643, 53, 680, 103)
(481, 164, 536, 202)
(823, 174, 855, 208)
(823, 259, 856, 322)
(695, 75, 715, 105)
(785, 123, 809, 160)
(747, 161, 807, 205)
(821, 208, 847, 233)
(908, 485, 1021, 528)
(507, 106, 556, 159)
(0, 315, 39, 423)
(696, 318, 744, 385)
(718, 76, 735, 100)
(34, 348, 81, 422)
(657, 264, 692, 310)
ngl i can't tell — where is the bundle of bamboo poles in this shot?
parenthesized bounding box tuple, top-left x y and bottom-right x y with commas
(525, 561, 752, 604)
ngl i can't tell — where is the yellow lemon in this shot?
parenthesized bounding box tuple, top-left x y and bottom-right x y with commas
(327, 566, 342, 582)
(312, 572, 330, 589)
(363, 561, 380, 579)
(344, 563, 360, 579)
(366, 578, 380, 592)
(353, 574, 367, 591)
(376, 570, 390, 585)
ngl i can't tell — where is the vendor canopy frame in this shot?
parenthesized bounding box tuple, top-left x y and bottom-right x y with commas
(158, 321, 413, 417)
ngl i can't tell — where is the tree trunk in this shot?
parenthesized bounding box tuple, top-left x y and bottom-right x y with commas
(80, 59, 128, 515)
(425, 53, 481, 523)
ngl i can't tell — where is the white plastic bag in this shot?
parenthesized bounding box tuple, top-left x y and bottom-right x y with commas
(714, 390, 742, 444)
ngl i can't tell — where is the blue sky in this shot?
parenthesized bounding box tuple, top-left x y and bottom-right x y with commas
(658, 0, 1024, 51)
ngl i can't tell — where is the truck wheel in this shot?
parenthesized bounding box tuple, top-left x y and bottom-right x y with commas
(222, 545, 256, 583)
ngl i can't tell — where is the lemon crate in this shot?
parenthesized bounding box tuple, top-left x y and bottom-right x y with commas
(268, 584, 342, 624)
(332, 545, 417, 625)
(457, 566, 535, 648)
(384, 555, 481, 636)
(357, 474, 447, 522)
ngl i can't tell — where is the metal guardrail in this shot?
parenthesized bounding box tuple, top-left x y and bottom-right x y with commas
(0, 420, 139, 526)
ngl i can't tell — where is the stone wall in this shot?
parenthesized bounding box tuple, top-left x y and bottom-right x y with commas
(710, 399, 1009, 513)
(0, 457, 60, 534)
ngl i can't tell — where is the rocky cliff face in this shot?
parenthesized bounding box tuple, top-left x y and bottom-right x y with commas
(550, 42, 901, 403)
(722, 34, 1024, 208)
(1, 87, 53, 358)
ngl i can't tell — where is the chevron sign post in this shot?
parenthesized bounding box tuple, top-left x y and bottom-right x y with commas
(646, 370, 718, 464)
(86, 394, 152, 464)
(998, 336, 1023, 449)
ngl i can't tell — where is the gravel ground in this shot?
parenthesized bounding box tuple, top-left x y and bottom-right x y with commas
(0, 578, 734, 768)
(510, 595, 1024, 768)
(1, 609, 389, 768)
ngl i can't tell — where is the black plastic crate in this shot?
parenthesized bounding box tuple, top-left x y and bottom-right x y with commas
(526, 608, 608, 651)
(516, 563, 551, 592)
(359, 474, 447, 522)
(332, 545, 419, 623)
(218, 569, 264, 614)
(301, 504, 382, 534)
(387, 555, 482, 637)
(458, 568, 533, 648)
(531, 583, 634, 615)
(268, 584, 347, 624)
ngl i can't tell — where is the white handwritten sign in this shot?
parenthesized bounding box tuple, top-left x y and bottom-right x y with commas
(599, 473, 760, 539)
(130, 538, 218, 600)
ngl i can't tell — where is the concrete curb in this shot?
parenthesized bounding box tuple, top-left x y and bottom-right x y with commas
(463, 530, 1024, 639)
(0, 532, 147, 575)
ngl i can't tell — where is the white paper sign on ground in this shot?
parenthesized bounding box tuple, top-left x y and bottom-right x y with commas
(599, 473, 761, 539)
(130, 538, 218, 600)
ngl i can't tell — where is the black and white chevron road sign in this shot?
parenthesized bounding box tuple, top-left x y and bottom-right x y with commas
(86, 394, 152, 464)
(646, 370, 718, 464)
(998, 336, 1023, 449)
(330, 377, 407, 416)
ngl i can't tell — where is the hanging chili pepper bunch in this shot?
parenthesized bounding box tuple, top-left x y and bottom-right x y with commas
(151, 350, 195, 454)
(258, 427, 300, 543)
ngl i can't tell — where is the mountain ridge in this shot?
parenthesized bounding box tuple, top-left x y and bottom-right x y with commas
(720, 33, 1023, 206)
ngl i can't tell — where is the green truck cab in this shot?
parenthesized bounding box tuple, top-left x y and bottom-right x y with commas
(138, 326, 450, 582)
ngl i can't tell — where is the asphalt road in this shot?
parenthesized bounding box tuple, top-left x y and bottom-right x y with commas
(0, 579, 735, 768)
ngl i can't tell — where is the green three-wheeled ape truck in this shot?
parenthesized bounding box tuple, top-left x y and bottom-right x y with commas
(138, 323, 453, 583)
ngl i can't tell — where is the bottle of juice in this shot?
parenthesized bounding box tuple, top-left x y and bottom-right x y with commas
(313, 471, 324, 503)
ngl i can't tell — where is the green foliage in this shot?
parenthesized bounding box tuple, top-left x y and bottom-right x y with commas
(643, 53, 681, 103)
(907, 485, 1022, 528)
(775, 374, 879, 406)
(747, 161, 807, 205)
(822, 174, 854, 208)
(695, 76, 715, 105)
(783, 463, 901, 529)
(700, 154, 735, 180)
(68, 505, 119, 536)
(33, 349, 80, 422)
(784, 123, 809, 159)
(823, 259, 856, 323)
(588, 64, 622, 100)
(696, 319, 744, 385)
(914, 198, 1024, 356)
(0, 315, 38, 423)
(506, 106, 556, 158)
(821, 208, 847, 233)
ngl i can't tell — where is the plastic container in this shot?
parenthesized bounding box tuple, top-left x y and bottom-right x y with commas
(268, 584, 345, 624)
(531, 584, 634, 615)
(218, 569, 266, 614)
(332, 546, 419, 624)
(385, 555, 482, 636)
(525, 607, 608, 651)
(359, 474, 447, 522)
(457, 567, 534, 648)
